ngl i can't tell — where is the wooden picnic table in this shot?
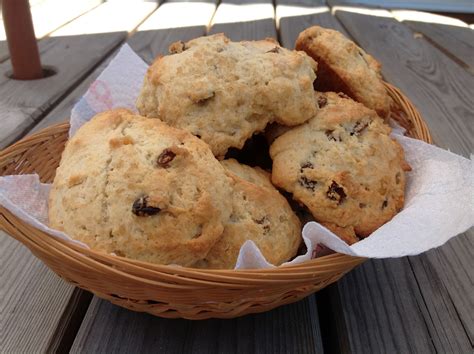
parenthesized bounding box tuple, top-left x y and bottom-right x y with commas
(1, 0, 473, 353)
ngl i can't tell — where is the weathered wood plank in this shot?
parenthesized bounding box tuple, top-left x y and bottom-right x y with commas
(392, 10, 473, 73)
(0, 232, 81, 352)
(334, 10, 473, 156)
(50, 1, 158, 37)
(29, 53, 116, 134)
(0, 0, 102, 62)
(209, 0, 277, 41)
(131, 0, 218, 63)
(71, 295, 323, 354)
(327, 0, 474, 13)
(0, 1, 159, 150)
(25, 0, 102, 38)
(318, 10, 474, 352)
(403, 21, 474, 72)
(137, 0, 217, 32)
(0, 32, 125, 150)
(408, 231, 474, 346)
(327, 258, 438, 353)
(276, 3, 346, 49)
(333, 252, 473, 353)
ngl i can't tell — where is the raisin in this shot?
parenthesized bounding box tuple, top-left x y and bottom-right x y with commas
(300, 162, 314, 173)
(266, 46, 280, 53)
(299, 176, 317, 191)
(350, 121, 369, 136)
(382, 199, 388, 209)
(254, 216, 270, 234)
(325, 130, 340, 142)
(327, 181, 346, 204)
(157, 149, 176, 167)
(317, 96, 328, 108)
(132, 196, 161, 216)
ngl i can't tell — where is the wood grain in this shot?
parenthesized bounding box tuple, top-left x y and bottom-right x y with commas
(0, 31, 125, 150)
(408, 232, 474, 346)
(0, 232, 78, 352)
(71, 295, 323, 354)
(29, 52, 116, 134)
(209, 0, 277, 40)
(327, 258, 438, 353)
(137, 1, 217, 32)
(277, 5, 347, 49)
(403, 21, 474, 72)
(0, 0, 159, 149)
(329, 252, 473, 353)
(327, 0, 474, 13)
(129, 27, 208, 64)
(320, 10, 474, 352)
(50, 1, 158, 37)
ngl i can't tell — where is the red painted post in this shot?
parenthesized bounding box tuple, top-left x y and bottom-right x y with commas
(2, 0, 43, 80)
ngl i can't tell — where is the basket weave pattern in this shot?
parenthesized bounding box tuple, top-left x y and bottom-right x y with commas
(0, 83, 432, 319)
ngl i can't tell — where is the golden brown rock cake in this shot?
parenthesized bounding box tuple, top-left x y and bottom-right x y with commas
(137, 33, 318, 158)
(194, 159, 302, 269)
(270, 92, 410, 244)
(49, 109, 233, 266)
(296, 26, 393, 119)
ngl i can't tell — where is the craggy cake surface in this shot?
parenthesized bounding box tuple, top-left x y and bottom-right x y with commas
(137, 33, 318, 157)
(270, 92, 410, 244)
(194, 159, 302, 269)
(49, 109, 233, 266)
(296, 26, 392, 119)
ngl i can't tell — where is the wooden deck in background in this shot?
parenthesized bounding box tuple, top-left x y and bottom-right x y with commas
(1, 0, 472, 353)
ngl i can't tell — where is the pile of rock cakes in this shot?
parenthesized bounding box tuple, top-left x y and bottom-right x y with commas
(49, 27, 410, 269)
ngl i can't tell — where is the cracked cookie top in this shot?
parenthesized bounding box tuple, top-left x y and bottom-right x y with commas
(270, 92, 410, 244)
(136, 33, 318, 158)
(49, 109, 233, 266)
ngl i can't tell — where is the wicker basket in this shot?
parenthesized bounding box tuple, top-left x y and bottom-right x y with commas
(0, 83, 432, 319)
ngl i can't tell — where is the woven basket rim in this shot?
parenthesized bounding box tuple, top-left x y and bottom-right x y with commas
(0, 82, 431, 276)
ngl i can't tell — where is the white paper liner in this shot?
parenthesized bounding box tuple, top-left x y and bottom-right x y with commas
(1, 44, 472, 269)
